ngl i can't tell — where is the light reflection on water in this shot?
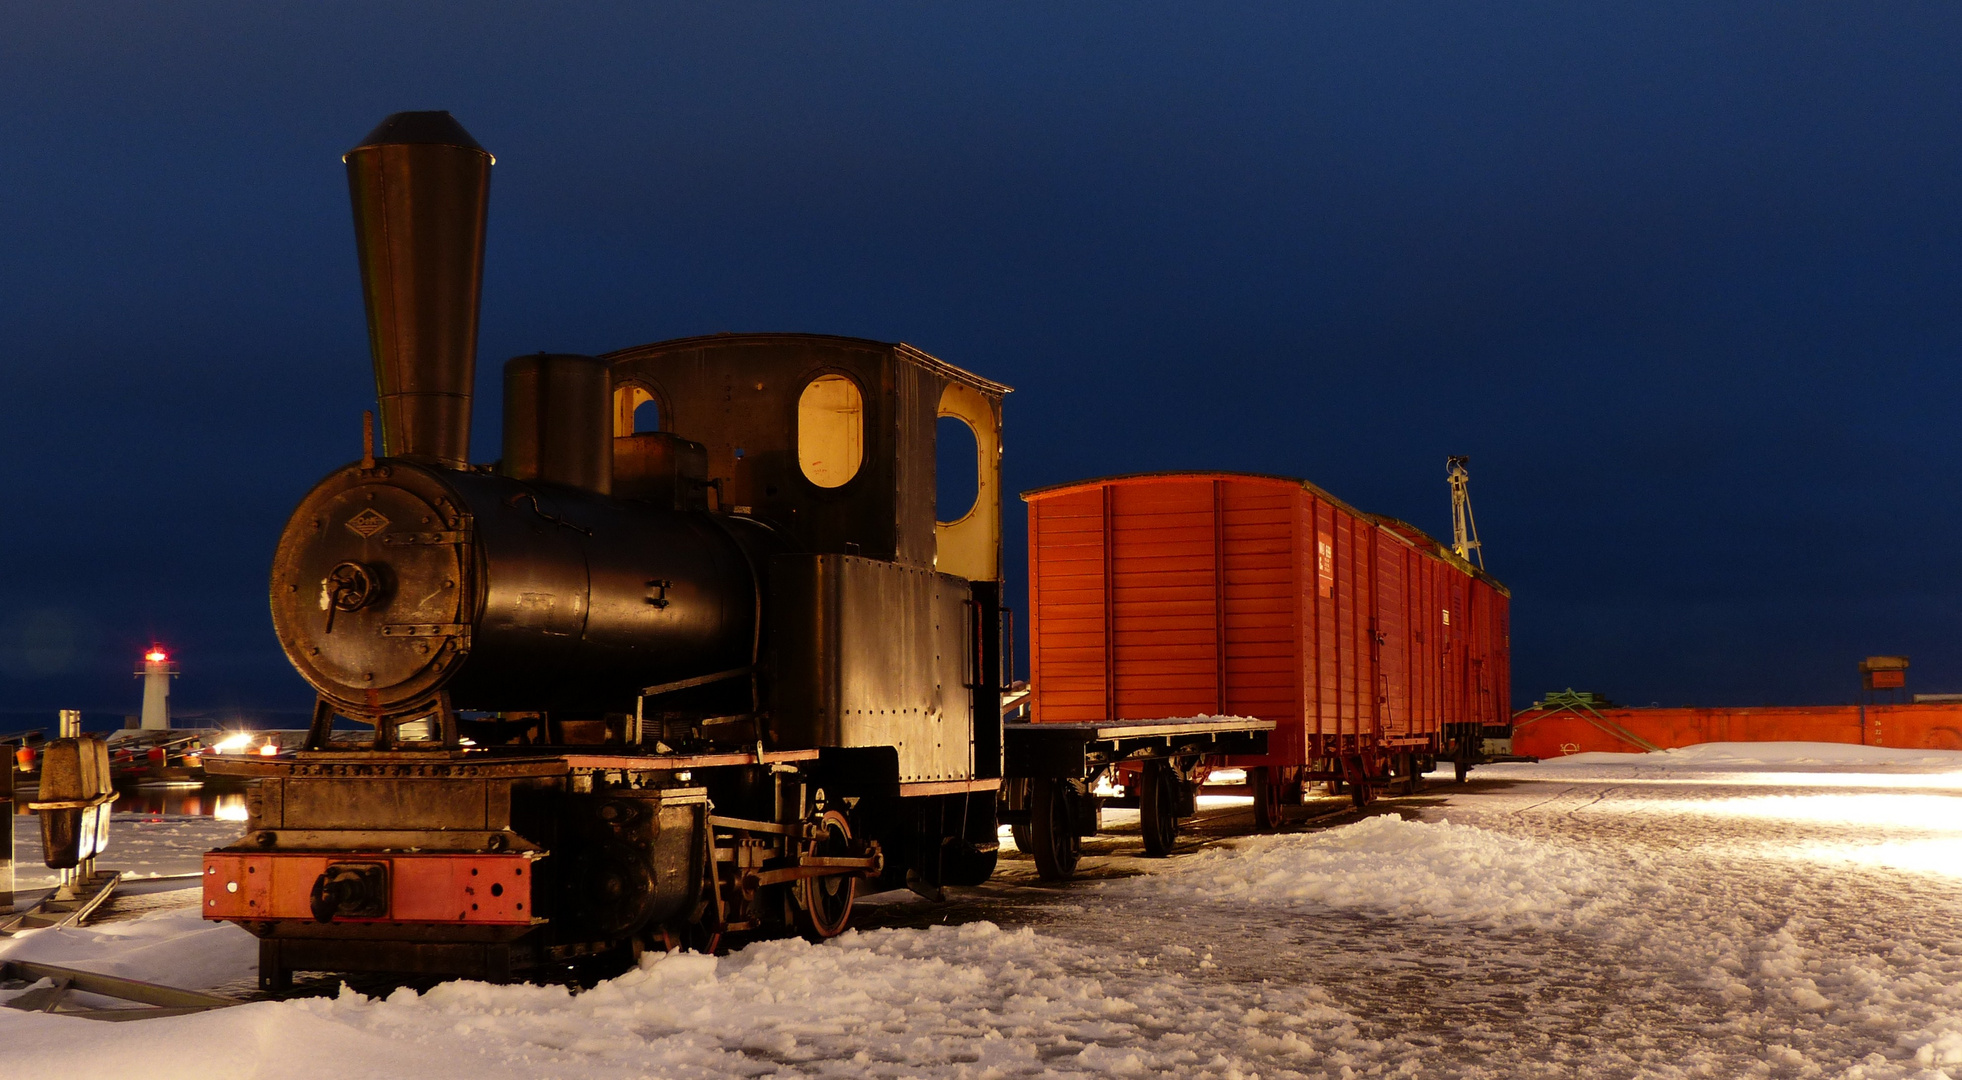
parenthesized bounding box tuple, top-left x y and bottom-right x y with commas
(115, 787, 249, 819)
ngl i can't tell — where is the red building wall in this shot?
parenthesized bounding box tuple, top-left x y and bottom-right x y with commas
(1512, 703, 1962, 756)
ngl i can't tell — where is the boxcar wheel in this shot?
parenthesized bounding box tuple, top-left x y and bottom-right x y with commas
(1350, 779, 1372, 810)
(1028, 778, 1080, 881)
(1454, 756, 1471, 784)
(1139, 761, 1179, 857)
(1252, 766, 1287, 831)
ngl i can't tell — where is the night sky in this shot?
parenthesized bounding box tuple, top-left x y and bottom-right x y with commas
(5, 4, 1961, 727)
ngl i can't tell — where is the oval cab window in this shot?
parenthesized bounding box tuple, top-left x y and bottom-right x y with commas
(937, 415, 979, 524)
(797, 374, 864, 488)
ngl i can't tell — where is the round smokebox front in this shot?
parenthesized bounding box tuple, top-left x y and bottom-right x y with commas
(270, 464, 472, 714)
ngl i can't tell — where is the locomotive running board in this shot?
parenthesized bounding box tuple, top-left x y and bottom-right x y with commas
(564, 749, 821, 771)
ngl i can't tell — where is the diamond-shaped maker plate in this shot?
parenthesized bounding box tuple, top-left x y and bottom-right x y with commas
(345, 508, 390, 538)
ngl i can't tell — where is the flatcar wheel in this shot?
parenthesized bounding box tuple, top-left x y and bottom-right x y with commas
(1139, 761, 1179, 857)
(1003, 777, 1034, 854)
(795, 810, 857, 940)
(1252, 767, 1287, 832)
(1010, 822, 1033, 854)
(1028, 778, 1080, 881)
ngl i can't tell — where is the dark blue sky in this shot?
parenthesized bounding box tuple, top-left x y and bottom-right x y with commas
(4, 3, 1961, 723)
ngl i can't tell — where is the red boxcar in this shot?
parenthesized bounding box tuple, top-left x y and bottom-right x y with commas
(1024, 471, 1511, 821)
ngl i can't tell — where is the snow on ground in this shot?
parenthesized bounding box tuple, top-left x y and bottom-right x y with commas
(1, 917, 1392, 1080)
(4, 741, 1962, 1079)
(0, 895, 254, 989)
(1110, 816, 1617, 929)
(8, 812, 243, 890)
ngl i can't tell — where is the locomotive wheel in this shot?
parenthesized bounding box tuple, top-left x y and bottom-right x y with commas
(1252, 766, 1287, 831)
(1027, 778, 1080, 881)
(794, 810, 857, 941)
(1139, 761, 1179, 857)
(654, 921, 720, 955)
(944, 840, 999, 886)
(942, 792, 1001, 887)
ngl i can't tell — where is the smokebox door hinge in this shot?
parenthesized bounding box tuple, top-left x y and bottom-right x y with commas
(381, 531, 466, 546)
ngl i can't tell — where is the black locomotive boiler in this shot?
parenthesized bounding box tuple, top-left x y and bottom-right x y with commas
(204, 112, 1010, 987)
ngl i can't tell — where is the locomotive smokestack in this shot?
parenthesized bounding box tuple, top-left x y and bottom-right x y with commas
(345, 111, 493, 469)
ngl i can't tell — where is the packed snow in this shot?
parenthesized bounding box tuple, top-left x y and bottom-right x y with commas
(0, 899, 252, 989)
(2, 741, 1960, 1079)
(1110, 816, 1617, 929)
(1, 916, 1387, 1079)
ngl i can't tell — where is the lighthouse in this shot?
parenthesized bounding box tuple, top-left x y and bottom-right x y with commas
(136, 645, 178, 730)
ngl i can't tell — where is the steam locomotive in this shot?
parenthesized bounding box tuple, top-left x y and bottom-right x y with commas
(203, 113, 1010, 987)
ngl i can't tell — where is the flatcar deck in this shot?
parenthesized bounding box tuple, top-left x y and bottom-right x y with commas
(1003, 717, 1274, 779)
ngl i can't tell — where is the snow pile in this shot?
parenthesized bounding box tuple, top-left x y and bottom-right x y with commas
(1112, 815, 1614, 928)
(323, 923, 1381, 1078)
(0, 898, 254, 989)
(1, 921, 1395, 1080)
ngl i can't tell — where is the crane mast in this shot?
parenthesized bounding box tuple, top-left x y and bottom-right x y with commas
(1447, 455, 1483, 570)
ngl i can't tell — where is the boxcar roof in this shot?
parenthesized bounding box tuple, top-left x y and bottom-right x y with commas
(1022, 470, 1509, 597)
